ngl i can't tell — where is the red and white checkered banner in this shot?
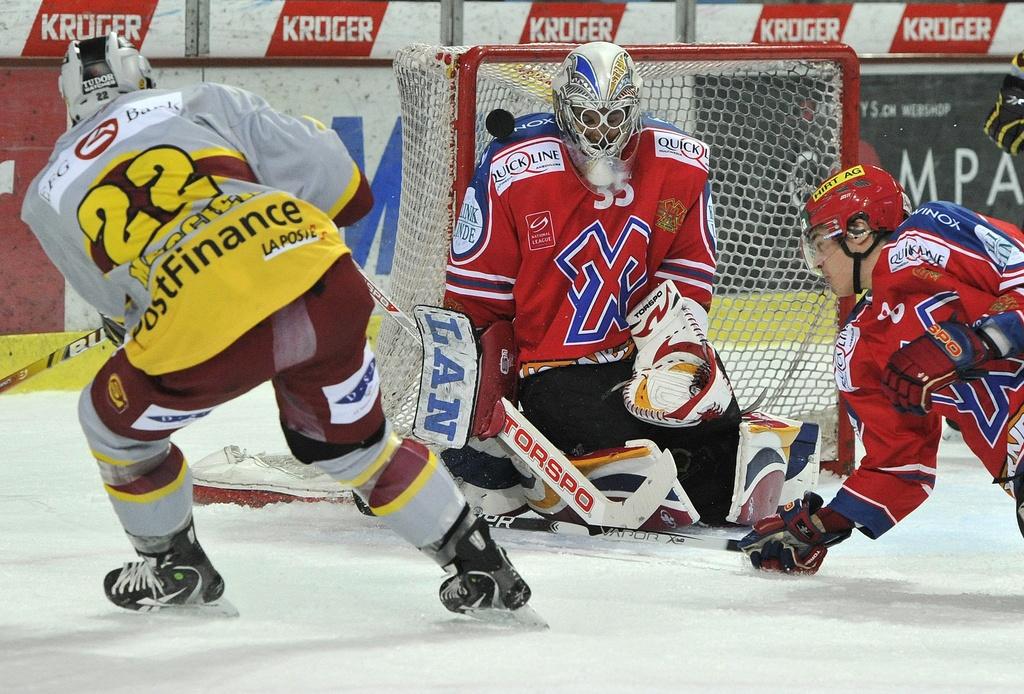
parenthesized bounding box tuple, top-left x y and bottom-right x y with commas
(2, 0, 185, 57)
(1, 2, 1021, 60)
(201, 1, 1024, 59)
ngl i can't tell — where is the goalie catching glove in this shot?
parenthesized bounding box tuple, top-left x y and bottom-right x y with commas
(738, 492, 853, 574)
(623, 281, 734, 427)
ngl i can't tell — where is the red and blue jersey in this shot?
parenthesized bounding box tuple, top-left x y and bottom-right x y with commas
(442, 113, 717, 368)
(829, 201, 1024, 538)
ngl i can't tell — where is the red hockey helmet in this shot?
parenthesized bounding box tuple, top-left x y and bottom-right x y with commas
(804, 164, 910, 239)
(801, 164, 911, 275)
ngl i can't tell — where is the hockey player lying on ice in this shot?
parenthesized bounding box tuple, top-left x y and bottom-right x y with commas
(193, 41, 820, 533)
(738, 163, 1024, 574)
(20, 32, 538, 622)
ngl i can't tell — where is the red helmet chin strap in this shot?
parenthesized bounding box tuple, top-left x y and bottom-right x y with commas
(839, 230, 890, 295)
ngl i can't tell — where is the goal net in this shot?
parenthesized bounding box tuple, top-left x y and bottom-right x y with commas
(381, 43, 859, 470)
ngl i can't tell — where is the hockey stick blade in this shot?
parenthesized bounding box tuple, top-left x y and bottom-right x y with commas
(483, 514, 742, 552)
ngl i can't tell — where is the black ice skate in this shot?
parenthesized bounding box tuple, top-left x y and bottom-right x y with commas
(104, 520, 236, 616)
(439, 517, 546, 628)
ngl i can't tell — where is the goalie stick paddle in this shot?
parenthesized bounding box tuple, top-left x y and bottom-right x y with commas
(0, 328, 106, 394)
(482, 514, 742, 552)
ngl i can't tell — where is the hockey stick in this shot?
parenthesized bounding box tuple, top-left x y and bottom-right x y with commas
(354, 268, 676, 528)
(482, 514, 742, 552)
(360, 272, 418, 337)
(0, 328, 106, 394)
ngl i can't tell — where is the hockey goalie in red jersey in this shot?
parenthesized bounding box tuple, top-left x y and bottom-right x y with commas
(739, 163, 1024, 574)
(438, 41, 820, 529)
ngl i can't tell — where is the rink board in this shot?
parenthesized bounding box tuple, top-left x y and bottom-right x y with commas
(0, 317, 384, 393)
(0, 290, 830, 393)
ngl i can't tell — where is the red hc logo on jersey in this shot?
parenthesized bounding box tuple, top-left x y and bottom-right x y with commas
(555, 216, 652, 345)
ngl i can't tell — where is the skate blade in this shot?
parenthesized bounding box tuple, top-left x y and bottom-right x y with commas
(462, 604, 548, 629)
(134, 598, 239, 618)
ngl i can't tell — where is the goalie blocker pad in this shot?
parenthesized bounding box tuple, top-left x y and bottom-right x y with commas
(412, 306, 515, 448)
(726, 412, 821, 525)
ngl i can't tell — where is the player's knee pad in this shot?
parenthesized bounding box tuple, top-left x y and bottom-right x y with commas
(725, 412, 821, 525)
(281, 421, 386, 466)
(440, 438, 528, 516)
(523, 439, 700, 531)
(297, 421, 451, 518)
(78, 386, 173, 485)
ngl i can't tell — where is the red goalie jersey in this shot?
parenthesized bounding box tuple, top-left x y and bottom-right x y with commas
(443, 113, 717, 371)
(831, 201, 1024, 538)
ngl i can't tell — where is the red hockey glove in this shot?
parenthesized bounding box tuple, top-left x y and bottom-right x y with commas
(881, 321, 996, 416)
(737, 493, 853, 575)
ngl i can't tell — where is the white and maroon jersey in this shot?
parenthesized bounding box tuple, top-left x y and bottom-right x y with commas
(443, 113, 716, 369)
(21, 83, 368, 375)
(830, 201, 1024, 538)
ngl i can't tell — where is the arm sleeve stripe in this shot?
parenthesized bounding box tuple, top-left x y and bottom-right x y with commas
(326, 167, 363, 221)
(657, 262, 714, 283)
(445, 272, 514, 292)
(827, 487, 898, 539)
(444, 285, 515, 301)
(663, 258, 716, 273)
(445, 266, 517, 284)
(653, 271, 713, 294)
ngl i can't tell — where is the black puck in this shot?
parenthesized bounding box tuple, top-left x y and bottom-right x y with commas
(485, 109, 515, 139)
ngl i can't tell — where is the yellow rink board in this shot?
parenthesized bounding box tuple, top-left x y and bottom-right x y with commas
(709, 290, 837, 344)
(3, 290, 833, 394)
(1, 317, 383, 394)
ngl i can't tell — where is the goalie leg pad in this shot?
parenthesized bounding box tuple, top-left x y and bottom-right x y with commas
(440, 439, 529, 517)
(726, 413, 821, 525)
(191, 446, 345, 506)
(523, 440, 700, 530)
(780, 421, 822, 503)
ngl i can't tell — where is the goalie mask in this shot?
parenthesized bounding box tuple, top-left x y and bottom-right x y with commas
(60, 32, 155, 127)
(551, 42, 642, 191)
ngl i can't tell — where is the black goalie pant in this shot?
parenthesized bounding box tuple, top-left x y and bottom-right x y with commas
(518, 360, 741, 525)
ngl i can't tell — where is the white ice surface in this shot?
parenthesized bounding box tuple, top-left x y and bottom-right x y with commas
(2, 384, 1021, 693)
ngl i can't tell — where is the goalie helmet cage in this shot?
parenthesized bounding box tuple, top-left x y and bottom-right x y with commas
(385, 42, 859, 475)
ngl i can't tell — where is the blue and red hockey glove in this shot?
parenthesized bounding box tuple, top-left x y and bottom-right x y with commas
(738, 492, 853, 575)
(881, 321, 997, 416)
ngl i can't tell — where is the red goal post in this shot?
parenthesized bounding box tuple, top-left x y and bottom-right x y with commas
(385, 42, 860, 474)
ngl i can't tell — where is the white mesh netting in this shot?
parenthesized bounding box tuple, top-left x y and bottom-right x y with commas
(382, 44, 853, 460)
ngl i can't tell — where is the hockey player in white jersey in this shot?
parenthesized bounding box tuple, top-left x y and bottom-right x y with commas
(20, 33, 537, 622)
